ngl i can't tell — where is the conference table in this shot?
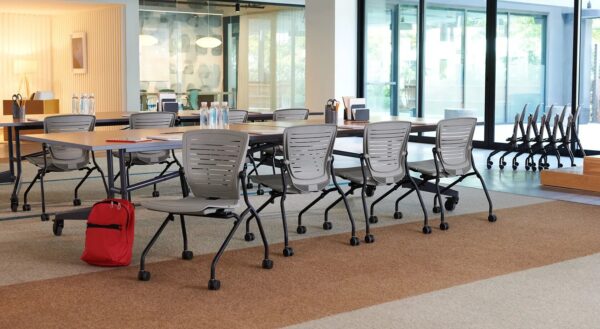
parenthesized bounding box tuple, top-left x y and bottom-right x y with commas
(0, 110, 322, 211)
(20, 116, 460, 232)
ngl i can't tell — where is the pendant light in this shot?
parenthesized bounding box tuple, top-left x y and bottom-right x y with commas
(196, 1, 222, 49)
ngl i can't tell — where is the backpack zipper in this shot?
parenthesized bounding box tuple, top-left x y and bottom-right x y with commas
(87, 223, 122, 230)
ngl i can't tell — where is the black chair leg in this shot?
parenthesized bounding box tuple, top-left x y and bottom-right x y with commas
(250, 207, 272, 269)
(22, 171, 41, 211)
(180, 215, 193, 260)
(244, 194, 276, 241)
(408, 175, 431, 234)
(138, 214, 174, 281)
(330, 161, 359, 246)
(208, 213, 246, 290)
(297, 189, 333, 233)
(360, 186, 374, 243)
(434, 175, 447, 230)
(73, 168, 94, 204)
(279, 193, 294, 257)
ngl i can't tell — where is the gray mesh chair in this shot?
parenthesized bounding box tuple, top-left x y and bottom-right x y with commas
(22, 115, 108, 228)
(312, 121, 430, 239)
(114, 112, 180, 198)
(138, 130, 272, 291)
(273, 108, 309, 121)
(408, 118, 496, 230)
(245, 124, 360, 256)
(228, 109, 249, 124)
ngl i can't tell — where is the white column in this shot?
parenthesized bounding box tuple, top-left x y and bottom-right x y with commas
(305, 0, 357, 112)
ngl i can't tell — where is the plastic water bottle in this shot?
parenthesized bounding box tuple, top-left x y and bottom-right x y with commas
(221, 101, 229, 128)
(209, 102, 218, 128)
(71, 94, 79, 114)
(199, 102, 209, 128)
(80, 93, 88, 114)
(88, 93, 96, 115)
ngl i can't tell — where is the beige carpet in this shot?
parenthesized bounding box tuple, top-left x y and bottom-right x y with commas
(0, 201, 599, 328)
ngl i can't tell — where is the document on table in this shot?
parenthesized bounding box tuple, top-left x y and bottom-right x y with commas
(147, 134, 184, 141)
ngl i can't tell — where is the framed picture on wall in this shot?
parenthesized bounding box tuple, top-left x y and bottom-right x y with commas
(71, 32, 87, 74)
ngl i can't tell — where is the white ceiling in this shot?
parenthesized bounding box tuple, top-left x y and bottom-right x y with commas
(0, 0, 119, 15)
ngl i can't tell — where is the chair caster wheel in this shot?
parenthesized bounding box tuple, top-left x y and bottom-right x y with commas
(182, 250, 193, 260)
(488, 214, 497, 222)
(52, 220, 63, 236)
(244, 232, 255, 242)
(10, 198, 18, 212)
(444, 197, 457, 211)
(365, 186, 376, 197)
(262, 259, 273, 269)
(322, 221, 332, 230)
(558, 164, 563, 168)
(350, 236, 360, 246)
(138, 270, 151, 281)
(365, 234, 375, 243)
(22, 204, 31, 212)
(501, 161, 507, 166)
(432, 206, 441, 214)
(257, 189, 265, 196)
(296, 225, 307, 234)
(246, 182, 254, 189)
(532, 166, 537, 172)
(525, 166, 530, 171)
(152, 191, 160, 198)
(283, 247, 294, 257)
(486, 164, 492, 169)
(499, 165, 505, 170)
(208, 279, 221, 291)
(368, 216, 378, 224)
(73, 198, 81, 206)
(512, 165, 517, 170)
(571, 164, 577, 167)
(393, 211, 403, 219)
(440, 222, 449, 231)
(422, 226, 432, 234)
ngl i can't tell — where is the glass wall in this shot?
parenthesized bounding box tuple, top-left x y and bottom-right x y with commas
(579, 0, 600, 151)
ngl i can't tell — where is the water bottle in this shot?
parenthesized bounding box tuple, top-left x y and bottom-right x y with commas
(199, 102, 209, 128)
(221, 101, 229, 128)
(80, 93, 88, 114)
(71, 94, 79, 114)
(88, 93, 96, 115)
(209, 102, 218, 128)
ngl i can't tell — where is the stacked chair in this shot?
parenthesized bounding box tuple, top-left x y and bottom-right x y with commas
(246, 124, 360, 256)
(409, 118, 497, 229)
(22, 115, 108, 234)
(138, 130, 273, 291)
(114, 112, 181, 198)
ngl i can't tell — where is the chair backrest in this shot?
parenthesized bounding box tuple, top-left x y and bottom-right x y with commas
(44, 115, 95, 170)
(283, 124, 337, 192)
(130, 111, 176, 129)
(273, 108, 309, 121)
(518, 104, 528, 136)
(510, 113, 520, 141)
(435, 117, 476, 176)
(228, 110, 248, 124)
(182, 130, 249, 200)
(363, 121, 411, 184)
(531, 104, 541, 137)
(129, 112, 176, 163)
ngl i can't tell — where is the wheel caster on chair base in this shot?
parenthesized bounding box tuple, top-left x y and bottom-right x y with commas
(10, 198, 18, 212)
(152, 191, 160, 198)
(246, 182, 254, 189)
(368, 216, 378, 224)
(182, 250, 193, 260)
(365, 234, 375, 244)
(262, 259, 273, 269)
(296, 225, 307, 234)
(322, 221, 332, 230)
(488, 214, 497, 222)
(52, 220, 63, 236)
(22, 204, 31, 212)
(444, 197, 458, 211)
(138, 270, 151, 281)
(432, 206, 441, 214)
(422, 226, 432, 234)
(440, 222, 449, 231)
(283, 247, 294, 257)
(208, 279, 221, 291)
(256, 189, 265, 196)
(393, 211, 403, 219)
(73, 198, 81, 206)
(350, 236, 360, 246)
(244, 232, 255, 242)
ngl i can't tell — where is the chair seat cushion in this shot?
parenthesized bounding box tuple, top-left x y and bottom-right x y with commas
(112, 150, 170, 165)
(334, 167, 380, 186)
(409, 159, 462, 177)
(250, 174, 303, 194)
(141, 197, 240, 215)
(26, 154, 88, 171)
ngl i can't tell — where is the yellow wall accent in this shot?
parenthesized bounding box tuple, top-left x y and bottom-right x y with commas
(51, 5, 124, 113)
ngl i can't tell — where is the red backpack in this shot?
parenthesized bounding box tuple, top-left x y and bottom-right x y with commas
(81, 199, 135, 266)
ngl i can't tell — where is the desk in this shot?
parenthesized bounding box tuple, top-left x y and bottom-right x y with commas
(0, 111, 325, 212)
(21, 119, 448, 227)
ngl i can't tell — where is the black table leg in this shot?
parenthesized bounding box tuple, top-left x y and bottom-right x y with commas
(0, 127, 16, 183)
(9, 127, 23, 212)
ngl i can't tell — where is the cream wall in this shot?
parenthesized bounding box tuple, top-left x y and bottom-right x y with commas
(51, 6, 124, 113)
(0, 13, 53, 101)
